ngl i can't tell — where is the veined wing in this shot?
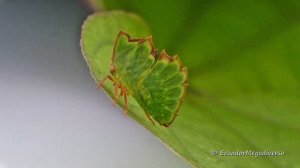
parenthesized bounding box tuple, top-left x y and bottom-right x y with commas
(112, 31, 156, 90)
(112, 31, 188, 126)
(135, 51, 188, 126)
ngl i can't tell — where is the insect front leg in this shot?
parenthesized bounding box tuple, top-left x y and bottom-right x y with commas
(113, 83, 121, 106)
(97, 75, 115, 89)
(123, 87, 128, 114)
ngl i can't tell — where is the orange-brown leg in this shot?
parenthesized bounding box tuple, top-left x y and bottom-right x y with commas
(119, 88, 124, 96)
(122, 86, 128, 114)
(113, 84, 120, 106)
(97, 75, 114, 89)
(145, 113, 155, 126)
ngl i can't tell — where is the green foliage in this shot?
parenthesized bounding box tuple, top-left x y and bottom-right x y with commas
(82, 1, 300, 167)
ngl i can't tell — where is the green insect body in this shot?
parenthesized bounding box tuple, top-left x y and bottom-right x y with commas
(99, 31, 188, 127)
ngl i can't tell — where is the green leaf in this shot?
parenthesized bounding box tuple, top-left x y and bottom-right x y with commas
(82, 1, 300, 167)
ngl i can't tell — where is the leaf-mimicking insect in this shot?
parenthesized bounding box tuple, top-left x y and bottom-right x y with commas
(98, 31, 188, 127)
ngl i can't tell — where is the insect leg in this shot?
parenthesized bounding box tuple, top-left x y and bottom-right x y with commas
(145, 112, 155, 126)
(113, 84, 120, 106)
(119, 88, 124, 96)
(123, 87, 128, 114)
(97, 75, 115, 89)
